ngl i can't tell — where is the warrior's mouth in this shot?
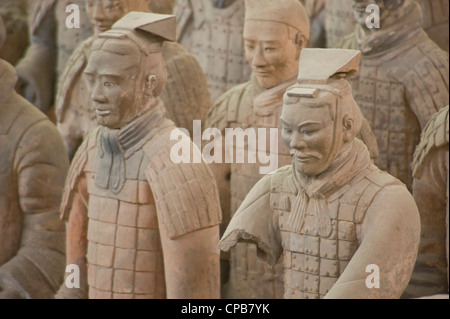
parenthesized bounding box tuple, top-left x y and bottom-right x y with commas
(96, 24, 111, 32)
(290, 150, 317, 162)
(95, 109, 112, 116)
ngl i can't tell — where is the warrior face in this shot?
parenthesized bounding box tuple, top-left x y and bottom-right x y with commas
(86, 0, 151, 35)
(84, 48, 138, 128)
(244, 20, 302, 89)
(281, 91, 339, 176)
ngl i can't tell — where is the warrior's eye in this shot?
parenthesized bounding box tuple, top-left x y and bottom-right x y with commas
(85, 75, 95, 84)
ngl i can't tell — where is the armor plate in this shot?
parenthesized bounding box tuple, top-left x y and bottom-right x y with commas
(271, 166, 400, 299)
(175, 0, 252, 101)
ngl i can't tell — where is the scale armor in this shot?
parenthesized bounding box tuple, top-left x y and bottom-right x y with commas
(175, 0, 252, 101)
(270, 165, 402, 298)
(341, 31, 449, 188)
(61, 115, 221, 298)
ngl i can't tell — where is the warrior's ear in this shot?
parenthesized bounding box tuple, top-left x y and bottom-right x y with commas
(342, 113, 355, 143)
(295, 33, 307, 57)
(144, 74, 158, 97)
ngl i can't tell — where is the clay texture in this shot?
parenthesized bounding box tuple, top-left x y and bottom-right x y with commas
(220, 48, 422, 299)
(205, 0, 310, 299)
(174, 0, 252, 101)
(56, 13, 221, 299)
(0, 0, 28, 65)
(56, 0, 210, 160)
(56, 0, 93, 80)
(339, 0, 449, 189)
(14, 0, 57, 115)
(0, 28, 69, 298)
(405, 105, 449, 298)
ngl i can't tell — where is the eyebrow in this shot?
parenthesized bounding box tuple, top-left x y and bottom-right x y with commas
(280, 119, 321, 129)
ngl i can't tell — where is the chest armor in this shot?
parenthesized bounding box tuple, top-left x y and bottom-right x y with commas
(183, 0, 251, 100)
(226, 92, 289, 299)
(273, 169, 383, 299)
(85, 147, 166, 299)
(349, 58, 421, 188)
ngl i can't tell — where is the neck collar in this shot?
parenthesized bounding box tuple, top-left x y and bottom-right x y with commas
(94, 99, 166, 194)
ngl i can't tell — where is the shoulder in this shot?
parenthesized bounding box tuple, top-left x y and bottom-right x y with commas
(388, 33, 449, 86)
(142, 123, 222, 239)
(59, 127, 99, 220)
(362, 166, 417, 217)
(205, 81, 252, 130)
(412, 105, 449, 176)
(246, 165, 295, 212)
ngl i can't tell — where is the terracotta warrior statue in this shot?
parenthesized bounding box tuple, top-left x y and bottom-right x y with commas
(57, 0, 175, 77)
(206, 0, 378, 299)
(0, 18, 69, 299)
(405, 105, 449, 299)
(174, 0, 252, 101)
(205, 0, 309, 299)
(339, 0, 449, 189)
(55, 12, 221, 299)
(56, 0, 211, 160)
(220, 48, 421, 299)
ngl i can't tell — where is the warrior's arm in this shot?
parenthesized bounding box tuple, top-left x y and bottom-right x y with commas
(324, 184, 421, 299)
(146, 151, 222, 298)
(219, 174, 282, 267)
(54, 139, 90, 299)
(54, 175, 89, 299)
(0, 119, 69, 299)
(158, 222, 221, 298)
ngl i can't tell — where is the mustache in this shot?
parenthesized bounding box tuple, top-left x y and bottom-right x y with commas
(289, 149, 320, 159)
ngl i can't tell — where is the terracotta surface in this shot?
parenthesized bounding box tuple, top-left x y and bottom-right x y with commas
(56, 0, 93, 80)
(205, 0, 310, 299)
(220, 48, 422, 299)
(150, 0, 175, 14)
(55, 13, 221, 299)
(324, 0, 355, 48)
(418, 0, 449, 52)
(0, 24, 69, 298)
(339, 0, 449, 190)
(315, 0, 449, 51)
(0, 0, 28, 65)
(55, 0, 210, 160)
(174, 0, 252, 102)
(300, 0, 326, 48)
(405, 105, 449, 298)
(14, 0, 57, 115)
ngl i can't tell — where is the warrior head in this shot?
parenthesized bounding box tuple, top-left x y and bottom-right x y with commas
(86, 0, 152, 35)
(244, 0, 310, 89)
(352, 0, 420, 30)
(84, 12, 175, 129)
(281, 49, 363, 176)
